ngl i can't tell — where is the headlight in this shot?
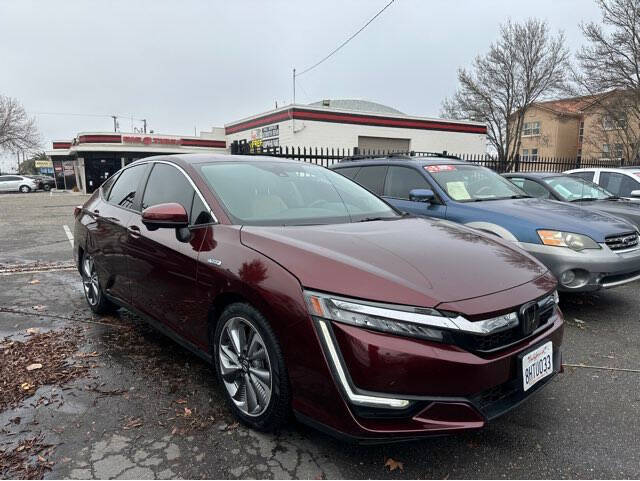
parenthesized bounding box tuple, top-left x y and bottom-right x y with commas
(537, 230, 601, 251)
(304, 291, 522, 341)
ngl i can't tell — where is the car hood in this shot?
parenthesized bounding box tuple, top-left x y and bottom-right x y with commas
(457, 198, 636, 242)
(240, 217, 549, 307)
(572, 199, 640, 230)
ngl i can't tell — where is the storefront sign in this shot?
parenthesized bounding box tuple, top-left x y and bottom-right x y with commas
(35, 160, 53, 168)
(122, 135, 182, 146)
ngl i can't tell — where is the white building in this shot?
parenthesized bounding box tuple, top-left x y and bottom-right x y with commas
(225, 99, 486, 154)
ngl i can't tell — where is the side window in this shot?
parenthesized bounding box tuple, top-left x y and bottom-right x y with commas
(334, 166, 360, 180)
(107, 164, 146, 210)
(190, 193, 214, 225)
(600, 172, 640, 197)
(570, 171, 594, 182)
(521, 179, 550, 199)
(141, 163, 195, 216)
(100, 172, 119, 198)
(508, 177, 525, 189)
(353, 165, 388, 195)
(383, 166, 431, 200)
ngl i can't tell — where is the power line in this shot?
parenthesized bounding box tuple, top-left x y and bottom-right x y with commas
(32, 111, 146, 121)
(296, 0, 396, 78)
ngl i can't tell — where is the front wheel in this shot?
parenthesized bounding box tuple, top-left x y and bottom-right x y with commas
(213, 303, 290, 432)
(43, 184, 52, 191)
(81, 252, 117, 314)
(19, 185, 31, 193)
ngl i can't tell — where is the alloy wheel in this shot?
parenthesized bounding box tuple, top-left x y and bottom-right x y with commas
(218, 316, 272, 417)
(82, 255, 100, 306)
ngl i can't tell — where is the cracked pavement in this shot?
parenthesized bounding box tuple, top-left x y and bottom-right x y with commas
(1, 191, 639, 479)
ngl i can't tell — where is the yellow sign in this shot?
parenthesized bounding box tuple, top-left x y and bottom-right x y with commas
(35, 160, 53, 168)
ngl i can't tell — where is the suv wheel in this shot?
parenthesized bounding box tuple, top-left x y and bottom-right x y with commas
(213, 303, 290, 431)
(81, 252, 117, 314)
(19, 185, 31, 193)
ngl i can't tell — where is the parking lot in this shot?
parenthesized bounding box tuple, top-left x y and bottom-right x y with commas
(1, 191, 639, 479)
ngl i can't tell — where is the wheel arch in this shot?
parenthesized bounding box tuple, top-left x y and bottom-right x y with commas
(463, 221, 518, 241)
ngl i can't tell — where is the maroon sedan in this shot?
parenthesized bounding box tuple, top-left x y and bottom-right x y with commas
(73, 154, 564, 442)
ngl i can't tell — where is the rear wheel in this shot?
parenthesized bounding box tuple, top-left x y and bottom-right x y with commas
(213, 303, 290, 431)
(81, 252, 117, 314)
(19, 185, 31, 193)
(43, 184, 52, 191)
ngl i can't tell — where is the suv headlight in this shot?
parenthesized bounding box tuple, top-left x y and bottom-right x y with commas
(537, 230, 601, 251)
(304, 291, 523, 342)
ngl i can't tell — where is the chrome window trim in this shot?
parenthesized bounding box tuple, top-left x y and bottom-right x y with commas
(132, 159, 218, 224)
(317, 319, 410, 409)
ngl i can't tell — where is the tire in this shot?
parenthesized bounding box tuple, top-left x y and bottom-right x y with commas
(19, 185, 31, 193)
(80, 251, 118, 315)
(213, 303, 290, 432)
(43, 184, 52, 191)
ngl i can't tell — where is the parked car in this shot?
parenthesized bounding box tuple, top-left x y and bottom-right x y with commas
(330, 155, 640, 292)
(74, 154, 563, 442)
(26, 175, 56, 191)
(565, 166, 640, 200)
(503, 172, 640, 230)
(0, 174, 38, 193)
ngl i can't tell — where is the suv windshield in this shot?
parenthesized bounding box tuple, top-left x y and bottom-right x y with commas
(199, 161, 400, 226)
(543, 176, 613, 201)
(426, 164, 527, 202)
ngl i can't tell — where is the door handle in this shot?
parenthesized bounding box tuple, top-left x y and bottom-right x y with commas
(127, 225, 141, 238)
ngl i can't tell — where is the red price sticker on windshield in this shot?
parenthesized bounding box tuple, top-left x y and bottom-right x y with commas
(425, 165, 456, 173)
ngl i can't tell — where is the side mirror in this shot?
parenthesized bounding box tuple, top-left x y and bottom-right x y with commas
(409, 188, 436, 203)
(141, 203, 188, 231)
(630, 190, 640, 198)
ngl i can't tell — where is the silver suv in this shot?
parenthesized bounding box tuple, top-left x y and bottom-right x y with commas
(565, 167, 640, 201)
(0, 175, 39, 193)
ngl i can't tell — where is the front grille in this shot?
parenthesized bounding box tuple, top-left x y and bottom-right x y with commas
(605, 232, 639, 251)
(451, 299, 556, 354)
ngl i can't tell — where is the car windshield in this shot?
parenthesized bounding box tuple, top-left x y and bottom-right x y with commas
(425, 164, 527, 202)
(543, 176, 613, 201)
(198, 161, 400, 226)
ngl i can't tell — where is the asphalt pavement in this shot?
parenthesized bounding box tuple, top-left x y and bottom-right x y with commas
(0, 191, 638, 479)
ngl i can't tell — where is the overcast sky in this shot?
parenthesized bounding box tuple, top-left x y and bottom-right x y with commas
(1, 0, 602, 171)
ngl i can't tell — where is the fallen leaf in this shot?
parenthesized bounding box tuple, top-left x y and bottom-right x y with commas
(37, 455, 46, 463)
(32, 305, 46, 311)
(385, 458, 404, 472)
(21, 382, 33, 390)
(26, 363, 43, 371)
(176, 399, 187, 404)
(184, 407, 192, 417)
(29, 279, 40, 285)
(26, 328, 40, 335)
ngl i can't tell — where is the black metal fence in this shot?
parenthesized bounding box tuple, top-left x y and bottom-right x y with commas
(229, 141, 627, 173)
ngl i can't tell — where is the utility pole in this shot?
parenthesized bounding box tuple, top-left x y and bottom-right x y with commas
(16, 152, 20, 174)
(292, 68, 296, 133)
(111, 115, 117, 132)
(143, 119, 147, 134)
(292, 68, 296, 105)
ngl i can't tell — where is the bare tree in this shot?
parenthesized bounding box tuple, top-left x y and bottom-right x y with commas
(573, 0, 640, 162)
(0, 95, 40, 153)
(441, 19, 569, 169)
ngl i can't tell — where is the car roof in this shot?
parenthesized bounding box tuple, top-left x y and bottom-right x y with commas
(128, 153, 306, 168)
(332, 155, 469, 168)
(568, 166, 640, 173)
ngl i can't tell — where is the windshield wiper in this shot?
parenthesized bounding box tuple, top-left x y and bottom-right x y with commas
(570, 197, 599, 202)
(509, 194, 532, 199)
(357, 216, 400, 222)
(606, 195, 622, 200)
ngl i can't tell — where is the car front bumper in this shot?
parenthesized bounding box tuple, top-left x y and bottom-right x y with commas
(304, 307, 564, 442)
(517, 242, 640, 292)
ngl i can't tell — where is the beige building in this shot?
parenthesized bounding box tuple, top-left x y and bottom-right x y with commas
(514, 92, 632, 161)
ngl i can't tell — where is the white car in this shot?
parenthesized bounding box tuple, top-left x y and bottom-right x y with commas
(0, 175, 39, 193)
(564, 167, 640, 201)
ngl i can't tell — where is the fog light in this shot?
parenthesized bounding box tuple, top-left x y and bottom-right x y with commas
(560, 270, 576, 286)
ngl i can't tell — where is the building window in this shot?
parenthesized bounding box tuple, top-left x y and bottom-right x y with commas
(603, 114, 627, 130)
(523, 121, 541, 136)
(602, 143, 623, 159)
(578, 121, 584, 143)
(521, 149, 538, 162)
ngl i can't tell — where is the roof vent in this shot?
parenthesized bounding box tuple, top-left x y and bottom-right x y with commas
(322, 99, 330, 106)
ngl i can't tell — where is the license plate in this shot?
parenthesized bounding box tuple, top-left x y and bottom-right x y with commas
(521, 341, 553, 391)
